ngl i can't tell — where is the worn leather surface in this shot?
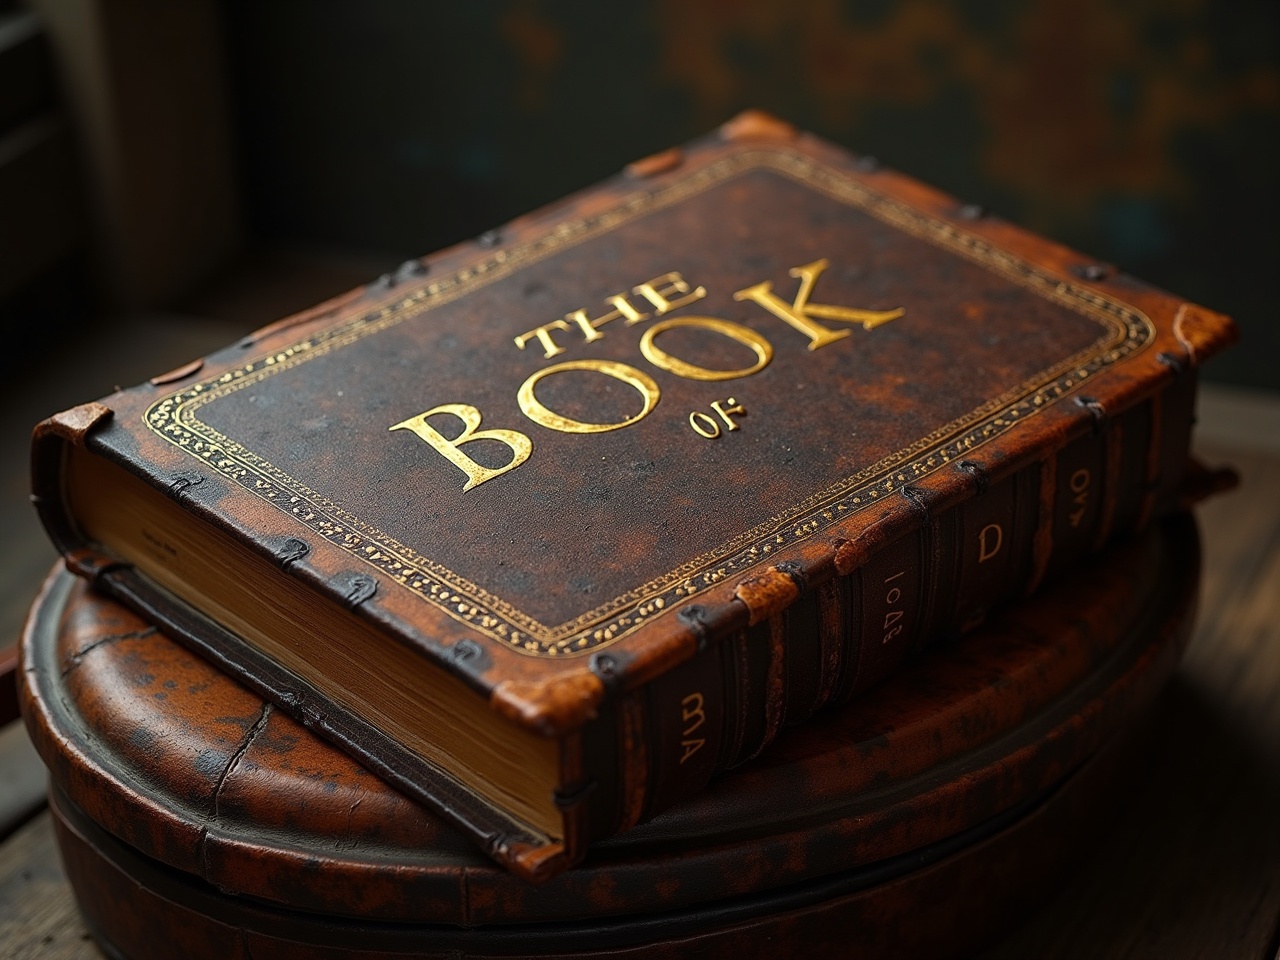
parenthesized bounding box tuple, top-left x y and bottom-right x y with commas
(29, 113, 1234, 877)
(32, 114, 1231, 691)
(22, 512, 1198, 929)
(45, 745, 1132, 960)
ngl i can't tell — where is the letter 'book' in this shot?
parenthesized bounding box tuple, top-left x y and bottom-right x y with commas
(32, 112, 1235, 881)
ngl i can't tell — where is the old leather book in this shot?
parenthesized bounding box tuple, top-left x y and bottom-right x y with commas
(30, 111, 1235, 880)
(20, 513, 1201, 959)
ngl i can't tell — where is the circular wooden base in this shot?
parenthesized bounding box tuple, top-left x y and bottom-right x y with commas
(20, 515, 1200, 958)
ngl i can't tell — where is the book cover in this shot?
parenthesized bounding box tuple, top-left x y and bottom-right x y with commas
(31, 111, 1235, 880)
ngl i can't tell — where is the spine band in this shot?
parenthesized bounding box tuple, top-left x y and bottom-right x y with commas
(638, 384, 1188, 812)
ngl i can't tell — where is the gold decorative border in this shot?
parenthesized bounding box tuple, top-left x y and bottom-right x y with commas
(146, 149, 1153, 657)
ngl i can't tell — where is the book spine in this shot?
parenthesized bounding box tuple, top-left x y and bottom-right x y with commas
(638, 384, 1191, 812)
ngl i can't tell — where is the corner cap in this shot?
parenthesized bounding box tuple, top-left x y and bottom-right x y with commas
(490, 670, 605, 737)
(625, 147, 683, 178)
(1174, 302, 1238, 365)
(719, 110, 797, 143)
(734, 566, 801, 625)
(41, 402, 113, 442)
(242, 286, 366, 346)
(500, 839, 570, 884)
(149, 358, 204, 386)
(832, 538, 863, 576)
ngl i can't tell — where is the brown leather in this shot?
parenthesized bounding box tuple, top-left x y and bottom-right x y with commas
(22, 512, 1198, 937)
(29, 111, 1235, 877)
(47, 743, 1129, 960)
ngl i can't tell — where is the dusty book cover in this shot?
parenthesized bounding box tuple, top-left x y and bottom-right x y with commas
(31, 111, 1235, 880)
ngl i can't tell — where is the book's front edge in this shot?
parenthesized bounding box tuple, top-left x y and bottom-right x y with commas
(30, 403, 115, 576)
(31, 411, 576, 883)
(94, 562, 573, 882)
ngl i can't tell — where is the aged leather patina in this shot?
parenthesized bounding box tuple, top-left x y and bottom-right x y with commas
(30, 111, 1234, 878)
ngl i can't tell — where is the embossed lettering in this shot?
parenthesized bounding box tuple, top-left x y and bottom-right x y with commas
(689, 397, 747, 439)
(978, 523, 1004, 563)
(679, 691, 707, 764)
(390, 404, 532, 492)
(439, 260, 905, 485)
(515, 272, 704, 358)
(680, 738, 706, 763)
(633, 271, 707, 315)
(881, 570, 907, 644)
(639, 316, 773, 382)
(513, 319, 573, 359)
(689, 411, 720, 439)
(733, 258, 905, 349)
(711, 398, 745, 430)
(517, 359, 660, 434)
(563, 293, 651, 343)
(681, 692, 706, 734)
(1069, 468, 1091, 528)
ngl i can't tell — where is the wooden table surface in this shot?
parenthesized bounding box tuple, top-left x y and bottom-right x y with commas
(2, 419, 1278, 959)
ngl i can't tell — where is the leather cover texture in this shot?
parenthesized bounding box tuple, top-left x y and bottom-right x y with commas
(29, 111, 1235, 878)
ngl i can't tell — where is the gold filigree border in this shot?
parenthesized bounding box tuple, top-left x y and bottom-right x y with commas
(146, 149, 1153, 657)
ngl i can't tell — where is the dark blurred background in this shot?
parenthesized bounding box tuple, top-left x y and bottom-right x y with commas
(224, 0, 1280, 395)
(2, 0, 1278, 388)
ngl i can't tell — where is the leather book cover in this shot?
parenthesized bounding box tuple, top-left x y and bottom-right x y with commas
(30, 110, 1235, 880)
